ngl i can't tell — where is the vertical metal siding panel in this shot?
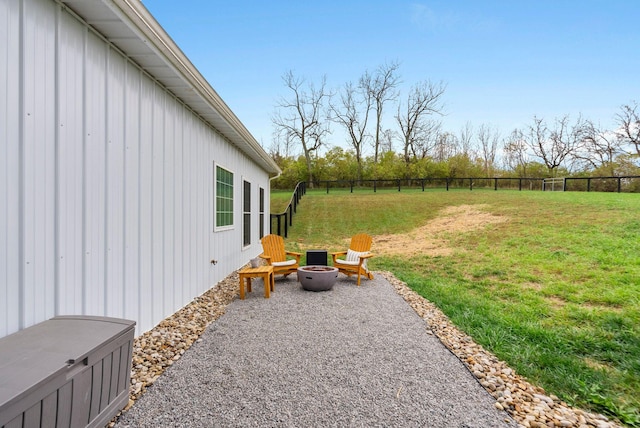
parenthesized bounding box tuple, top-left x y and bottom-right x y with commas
(21, 0, 57, 328)
(225, 139, 241, 272)
(83, 31, 107, 316)
(105, 48, 125, 318)
(192, 122, 202, 296)
(151, 85, 164, 323)
(0, 0, 21, 336)
(200, 124, 210, 294)
(183, 116, 196, 301)
(194, 123, 205, 296)
(173, 106, 184, 306)
(209, 135, 219, 279)
(56, 11, 84, 316)
(234, 148, 246, 268)
(209, 132, 226, 287)
(189, 120, 199, 297)
(179, 114, 189, 302)
(123, 64, 141, 326)
(137, 77, 153, 333)
(163, 98, 175, 315)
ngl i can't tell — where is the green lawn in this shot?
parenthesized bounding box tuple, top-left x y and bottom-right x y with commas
(278, 188, 640, 426)
(270, 190, 295, 214)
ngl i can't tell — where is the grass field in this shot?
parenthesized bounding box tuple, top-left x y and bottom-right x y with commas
(276, 188, 640, 426)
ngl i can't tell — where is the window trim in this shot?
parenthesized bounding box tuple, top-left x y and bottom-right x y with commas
(259, 187, 265, 238)
(214, 163, 235, 232)
(242, 178, 251, 248)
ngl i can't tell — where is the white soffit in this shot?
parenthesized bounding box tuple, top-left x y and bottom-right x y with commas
(59, 0, 280, 177)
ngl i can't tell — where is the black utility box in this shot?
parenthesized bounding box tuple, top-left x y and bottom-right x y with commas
(0, 316, 136, 428)
(306, 250, 328, 266)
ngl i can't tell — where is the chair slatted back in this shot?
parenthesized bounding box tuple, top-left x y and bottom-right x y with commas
(260, 234, 286, 262)
(349, 233, 372, 252)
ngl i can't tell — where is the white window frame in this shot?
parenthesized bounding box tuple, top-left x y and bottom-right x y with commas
(242, 178, 251, 248)
(214, 163, 234, 232)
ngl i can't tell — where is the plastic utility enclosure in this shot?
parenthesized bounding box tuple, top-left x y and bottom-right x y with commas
(0, 316, 136, 428)
(305, 250, 328, 266)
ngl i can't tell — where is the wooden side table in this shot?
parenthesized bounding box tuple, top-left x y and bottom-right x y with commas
(238, 265, 275, 299)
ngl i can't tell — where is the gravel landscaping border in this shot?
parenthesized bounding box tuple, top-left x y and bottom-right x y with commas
(110, 270, 621, 428)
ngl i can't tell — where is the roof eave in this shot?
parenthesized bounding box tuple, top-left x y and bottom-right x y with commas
(59, 0, 281, 177)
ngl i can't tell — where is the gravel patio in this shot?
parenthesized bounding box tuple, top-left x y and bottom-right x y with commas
(114, 273, 516, 427)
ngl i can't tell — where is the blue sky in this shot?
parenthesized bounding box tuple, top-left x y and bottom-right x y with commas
(143, 1, 639, 153)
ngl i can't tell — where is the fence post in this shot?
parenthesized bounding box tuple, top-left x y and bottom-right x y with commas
(284, 212, 288, 237)
(618, 177, 622, 193)
(519, 178, 522, 191)
(350, 181, 354, 193)
(421, 179, 425, 191)
(494, 178, 498, 191)
(469, 179, 473, 191)
(446, 179, 449, 191)
(374, 180, 377, 193)
(397, 179, 401, 192)
(326, 181, 329, 194)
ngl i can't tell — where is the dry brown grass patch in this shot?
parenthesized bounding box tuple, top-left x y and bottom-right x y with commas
(372, 204, 508, 257)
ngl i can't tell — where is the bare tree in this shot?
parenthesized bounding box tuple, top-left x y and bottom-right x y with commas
(268, 128, 295, 160)
(477, 124, 500, 176)
(433, 132, 459, 163)
(524, 115, 587, 175)
(412, 121, 442, 160)
(330, 76, 373, 182)
(363, 61, 401, 164)
(503, 129, 530, 176)
(380, 128, 397, 154)
(272, 71, 331, 187)
(574, 120, 625, 173)
(458, 122, 475, 158)
(615, 101, 640, 157)
(395, 80, 445, 164)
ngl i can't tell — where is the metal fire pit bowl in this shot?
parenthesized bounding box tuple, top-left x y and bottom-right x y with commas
(298, 266, 339, 292)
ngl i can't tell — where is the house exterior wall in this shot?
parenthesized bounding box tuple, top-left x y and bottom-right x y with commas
(1, 0, 272, 339)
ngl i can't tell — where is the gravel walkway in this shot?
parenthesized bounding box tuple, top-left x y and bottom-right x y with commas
(115, 274, 516, 428)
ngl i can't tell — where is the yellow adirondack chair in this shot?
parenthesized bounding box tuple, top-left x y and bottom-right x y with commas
(331, 233, 374, 286)
(259, 234, 301, 277)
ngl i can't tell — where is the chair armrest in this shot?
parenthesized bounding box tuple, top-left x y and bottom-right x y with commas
(258, 254, 271, 263)
(357, 253, 373, 268)
(330, 251, 347, 262)
(286, 251, 302, 262)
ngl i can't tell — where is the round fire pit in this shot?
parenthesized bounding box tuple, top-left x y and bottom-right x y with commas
(298, 266, 338, 292)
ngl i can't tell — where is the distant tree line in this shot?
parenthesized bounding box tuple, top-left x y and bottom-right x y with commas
(269, 63, 640, 189)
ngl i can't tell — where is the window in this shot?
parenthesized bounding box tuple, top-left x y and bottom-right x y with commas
(259, 187, 265, 238)
(243, 180, 251, 246)
(216, 166, 233, 229)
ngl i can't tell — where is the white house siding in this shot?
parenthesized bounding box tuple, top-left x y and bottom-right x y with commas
(0, 0, 274, 338)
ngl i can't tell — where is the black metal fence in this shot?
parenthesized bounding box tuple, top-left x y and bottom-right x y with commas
(269, 181, 306, 237)
(314, 176, 640, 193)
(564, 176, 640, 193)
(316, 178, 544, 192)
